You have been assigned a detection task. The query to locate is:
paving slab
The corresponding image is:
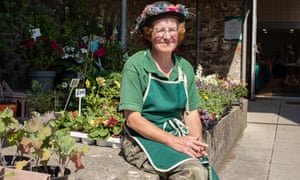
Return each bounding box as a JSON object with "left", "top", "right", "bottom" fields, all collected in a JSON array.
[
  {"left": 278, "top": 101, "right": 300, "bottom": 125},
  {"left": 269, "top": 163, "right": 300, "bottom": 180},
  {"left": 247, "top": 112, "right": 278, "bottom": 124},
  {"left": 219, "top": 98, "right": 300, "bottom": 180},
  {"left": 237, "top": 123, "right": 276, "bottom": 149}
]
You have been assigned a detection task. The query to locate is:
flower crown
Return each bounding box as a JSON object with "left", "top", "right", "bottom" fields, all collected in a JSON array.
[{"left": 134, "top": 2, "right": 190, "bottom": 32}]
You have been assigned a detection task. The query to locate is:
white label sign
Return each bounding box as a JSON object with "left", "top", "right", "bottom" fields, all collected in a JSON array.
[{"left": 75, "top": 88, "right": 86, "bottom": 97}]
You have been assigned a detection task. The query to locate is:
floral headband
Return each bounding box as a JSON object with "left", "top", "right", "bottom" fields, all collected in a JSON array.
[{"left": 134, "top": 1, "right": 190, "bottom": 32}]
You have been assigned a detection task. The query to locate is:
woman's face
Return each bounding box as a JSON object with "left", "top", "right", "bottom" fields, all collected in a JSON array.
[{"left": 151, "top": 18, "right": 179, "bottom": 53}]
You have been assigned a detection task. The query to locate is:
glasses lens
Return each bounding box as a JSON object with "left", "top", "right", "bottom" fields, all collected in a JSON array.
[{"left": 153, "top": 27, "right": 178, "bottom": 37}]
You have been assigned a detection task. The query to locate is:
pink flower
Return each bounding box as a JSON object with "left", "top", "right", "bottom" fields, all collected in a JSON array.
[{"left": 166, "top": 7, "right": 177, "bottom": 12}]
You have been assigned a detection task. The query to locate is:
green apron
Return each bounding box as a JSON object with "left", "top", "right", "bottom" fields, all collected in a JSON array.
[{"left": 126, "top": 67, "right": 194, "bottom": 172}]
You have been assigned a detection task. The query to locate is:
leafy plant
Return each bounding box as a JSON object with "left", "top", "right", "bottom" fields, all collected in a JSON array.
[
  {"left": 195, "top": 64, "right": 248, "bottom": 120},
  {"left": 15, "top": 111, "right": 88, "bottom": 177},
  {"left": 18, "top": 36, "right": 64, "bottom": 71},
  {"left": 0, "top": 107, "right": 23, "bottom": 167},
  {"left": 26, "top": 80, "right": 64, "bottom": 114}
]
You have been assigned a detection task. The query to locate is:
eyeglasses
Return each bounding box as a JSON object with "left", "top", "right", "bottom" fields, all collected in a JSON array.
[{"left": 152, "top": 27, "right": 178, "bottom": 37}]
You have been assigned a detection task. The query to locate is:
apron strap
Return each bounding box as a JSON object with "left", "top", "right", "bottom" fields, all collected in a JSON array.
[
  {"left": 178, "top": 67, "right": 189, "bottom": 112},
  {"left": 162, "top": 118, "right": 189, "bottom": 137}
]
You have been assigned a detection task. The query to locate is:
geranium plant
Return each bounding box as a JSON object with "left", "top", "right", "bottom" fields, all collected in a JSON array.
[
  {"left": 18, "top": 36, "right": 64, "bottom": 70},
  {"left": 84, "top": 72, "right": 124, "bottom": 140}
]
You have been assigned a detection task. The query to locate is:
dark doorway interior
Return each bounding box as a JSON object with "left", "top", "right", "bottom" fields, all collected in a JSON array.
[{"left": 255, "top": 29, "right": 300, "bottom": 97}]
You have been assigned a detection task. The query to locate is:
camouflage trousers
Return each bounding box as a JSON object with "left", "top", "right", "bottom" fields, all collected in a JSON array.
[{"left": 122, "top": 134, "right": 208, "bottom": 180}]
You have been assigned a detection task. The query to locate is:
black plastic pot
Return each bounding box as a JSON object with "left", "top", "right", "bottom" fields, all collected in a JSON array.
[
  {"left": 1, "top": 155, "right": 30, "bottom": 168},
  {"left": 32, "top": 166, "right": 71, "bottom": 180}
]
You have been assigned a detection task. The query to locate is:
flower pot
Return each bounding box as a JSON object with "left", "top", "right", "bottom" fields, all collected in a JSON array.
[
  {"left": 81, "top": 138, "right": 95, "bottom": 145},
  {"left": 32, "top": 166, "right": 71, "bottom": 180},
  {"left": 27, "top": 70, "right": 57, "bottom": 91},
  {"left": 107, "top": 136, "right": 122, "bottom": 149},
  {"left": 0, "top": 166, "right": 51, "bottom": 180},
  {"left": 1, "top": 155, "right": 30, "bottom": 169},
  {"left": 0, "top": 103, "right": 17, "bottom": 117},
  {"left": 96, "top": 139, "right": 111, "bottom": 147}
]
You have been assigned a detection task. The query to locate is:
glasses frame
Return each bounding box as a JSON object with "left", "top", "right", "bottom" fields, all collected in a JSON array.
[{"left": 152, "top": 27, "right": 179, "bottom": 38}]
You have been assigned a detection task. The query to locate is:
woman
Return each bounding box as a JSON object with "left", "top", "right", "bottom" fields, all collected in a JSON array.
[{"left": 119, "top": 1, "right": 211, "bottom": 179}]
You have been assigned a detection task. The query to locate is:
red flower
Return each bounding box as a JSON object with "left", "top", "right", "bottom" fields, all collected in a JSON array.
[
  {"left": 107, "top": 115, "right": 118, "bottom": 127},
  {"left": 50, "top": 41, "right": 59, "bottom": 49},
  {"left": 21, "top": 39, "right": 36, "bottom": 49},
  {"left": 94, "top": 46, "right": 108, "bottom": 57}
]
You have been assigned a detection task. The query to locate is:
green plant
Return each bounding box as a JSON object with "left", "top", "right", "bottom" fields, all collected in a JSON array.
[
  {"left": 195, "top": 64, "right": 248, "bottom": 120},
  {"left": 18, "top": 36, "right": 64, "bottom": 71},
  {"left": 26, "top": 80, "right": 64, "bottom": 114},
  {"left": 0, "top": 107, "right": 23, "bottom": 166},
  {"left": 15, "top": 4, "right": 65, "bottom": 71},
  {"left": 55, "top": 72, "right": 124, "bottom": 140},
  {"left": 15, "top": 111, "right": 88, "bottom": 176},
  {"left": 87, "top": 102, "right": 125, "bottom": 140}
]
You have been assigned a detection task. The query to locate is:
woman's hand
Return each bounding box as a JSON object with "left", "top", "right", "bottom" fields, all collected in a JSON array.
[{"left": 167, "top": 135, "right": 208, "bottom": 158}]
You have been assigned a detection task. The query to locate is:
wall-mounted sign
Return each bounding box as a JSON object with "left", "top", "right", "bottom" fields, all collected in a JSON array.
[{"left": 224, "top": 16, "right": 242, "bottom": 41}]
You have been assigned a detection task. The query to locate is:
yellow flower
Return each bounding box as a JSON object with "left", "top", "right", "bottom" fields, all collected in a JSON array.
[
  {"left": 203, "top": 95, "right": 208, "bottom": 100},
  {"left": 89, "top": 120, "right": 96, "bottom": 127},
  {"left": 85, "top": 79, "right": 91, "bottom": 88},
  {"left": 114, "top": 80, "right": 120, "bottom": 88},
  {"left": 96, "top": 77, "right": 106, "bottom": 87}
]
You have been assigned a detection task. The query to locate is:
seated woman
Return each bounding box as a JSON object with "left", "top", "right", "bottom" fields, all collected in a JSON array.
[{"left": 119, "top": 1, "right": 218, "bottom": 179}]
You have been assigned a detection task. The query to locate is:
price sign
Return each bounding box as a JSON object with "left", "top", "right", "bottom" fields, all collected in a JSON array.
[
  {"left": 70, "top": 78, "right": 80, "bottom": 88},
  {"left": 75, "top": 89, "right": 86, "bottom": 97}
]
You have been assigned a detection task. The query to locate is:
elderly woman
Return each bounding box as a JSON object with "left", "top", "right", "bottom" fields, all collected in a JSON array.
[{"left": 119, "top": 1, "right": 218, "bottom": 179}]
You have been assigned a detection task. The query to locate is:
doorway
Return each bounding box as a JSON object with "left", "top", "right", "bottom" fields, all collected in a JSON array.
[
  {"left": 255, "top": 29, "right": 300, "bottom": 97},
  {"left": 255, "top": 0, "right": 300, "bottom": 97}
]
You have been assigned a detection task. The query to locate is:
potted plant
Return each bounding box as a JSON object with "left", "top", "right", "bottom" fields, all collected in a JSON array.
[
  {"left": 0, "top": 107, "right": 25, "bottom": 168},
  {"left": 16, "top": 9, "right": 64, "bottom": 91},
  {"left": 195, "top": 64, "right": 248, "bottom": 130},
  {"left": 26, "top": 80, "right": 64, "bottom": 114},
  {"left": 0, "top": 84, "right": 17, "bottom": 117},
  {"left": 13, "top": 111, "right": 88, "bottom": 179},
  {"left": 83, "top": 73, "right": 124, "bottom": 146}
]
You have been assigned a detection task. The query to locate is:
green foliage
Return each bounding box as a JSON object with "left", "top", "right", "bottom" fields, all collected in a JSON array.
[
  {"left": 195, "top": 64, "right": 248, "bottom": 120},
  {"left": 15, "top": 111, "right": 88, "bottom": 175},
  {"left": 26, "top": 80, "right": 64, "bottom": 113},
  {"left": 0, "top": 107, "right": 22, "bottom": 164},
  {"left": 55, "top": 72, "right": 125, "bottom": 140}
]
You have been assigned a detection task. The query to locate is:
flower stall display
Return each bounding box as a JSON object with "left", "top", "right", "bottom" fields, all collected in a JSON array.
[
  {"left": 62, "top": 34, "right": 126, "bottom": 82},
  {"left": 55, "top": 72, "right": 124, "bottom": 147},
  {"left": 1, "top": 109, "right": 88, "bottom": 179},
  {"left": 195, "top": 64, "right": 248, "bottom": 129},
  {"left": 18, "top": 34, "right": 64, "bottom": 90}
]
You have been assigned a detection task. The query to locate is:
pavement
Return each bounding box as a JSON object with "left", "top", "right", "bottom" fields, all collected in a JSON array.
[
  {"left": 218, "top": 96, "right": 300, "bottom": 180},
  {"left": 3, "top": 97, "right": 300, "bottom": 180}
]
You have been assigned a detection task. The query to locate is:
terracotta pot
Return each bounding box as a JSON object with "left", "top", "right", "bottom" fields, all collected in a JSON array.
[{"left": 0, "top": 103, "right": 17, "bottom": 117}]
